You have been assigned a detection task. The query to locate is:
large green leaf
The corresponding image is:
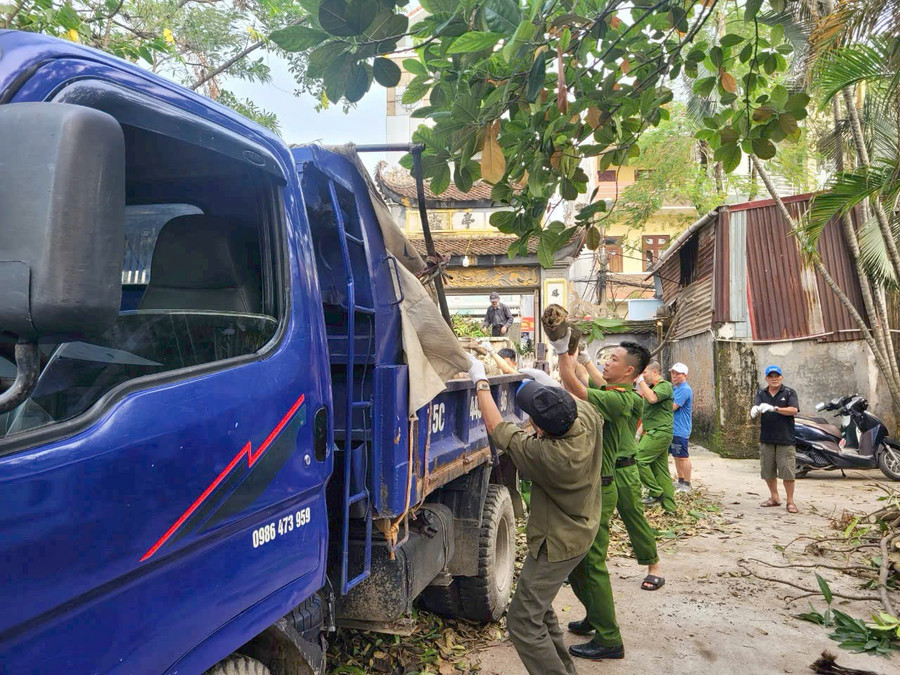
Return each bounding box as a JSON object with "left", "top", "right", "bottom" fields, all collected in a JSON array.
[
  {"left": 525, "top": 51, "right": 547, "bottom": 102},
  {"left": 430, "top": 162, "right": 451, "bottom": 195},
  {"left": 751, "top": 137, "right": 776, "bottom": 160},
  {"left": 319, "top": 0, "right": 376, "bottom": 37},
  {"left": 402, "top": 75, "right": 431, "bottom": 104},
  {"left": 373, "top": 57, "right": 401, "bottom": 87},
  {"left": 537, "top": 234, "right": 555, "bottom": 269},
  {"left": 364, "top": 9, "right": 409, "bottom": 40},
  {"left": 485, "top": 0, "right": 522, "bottom": 35},
  {"left": 270, "top": 25, "right": 330, "bottom": 52},
  {"left": 447, "top": 31, "right": 504, "bottom": 54},
  {"left": 344, "top": 63, "right": 372, "bottom": 103}
]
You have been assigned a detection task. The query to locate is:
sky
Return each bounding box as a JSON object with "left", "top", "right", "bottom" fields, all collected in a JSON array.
[{"left": 224, "top": 50, "right": 391, "bottom": 174}]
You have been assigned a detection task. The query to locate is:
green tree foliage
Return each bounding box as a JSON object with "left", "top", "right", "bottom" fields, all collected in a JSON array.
[
  {"left": 276, "top": 0, "right": 805, "bottom": 262},
  {"left": 1, "top": 0, "right": 301, "bottom": 132}
]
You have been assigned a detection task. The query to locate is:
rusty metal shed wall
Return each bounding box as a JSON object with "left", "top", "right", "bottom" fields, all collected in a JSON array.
[
  {"left": 815, "top": 211, "right": 867, "bottom": 343},
  {"left": 697, "top": 226, "right": 716, "bottom": 282},
  {"left": 672, "top": 277, "right": 714, "bottom": 339},
  {"left": 713, "top": 209, "right": 730, "bottom": 323},
  {"left": 745, "top": 202, "right": 810, "bottom": 340},
  {"left": 660, "top": 255, "right": 681, "bottom": 304}
]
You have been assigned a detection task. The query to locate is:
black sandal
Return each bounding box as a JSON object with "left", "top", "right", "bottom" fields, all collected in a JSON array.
[{"left": 641, "top": 574, "right": 665, "bottom": 591}]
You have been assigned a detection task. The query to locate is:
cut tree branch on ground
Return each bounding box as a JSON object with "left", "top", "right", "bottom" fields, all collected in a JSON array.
[{"left": 737, "top": 560, "right": 881, "bottom": 602}]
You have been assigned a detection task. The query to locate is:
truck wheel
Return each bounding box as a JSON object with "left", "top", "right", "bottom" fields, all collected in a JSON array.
[
  {"left": 878, "top": 445, "right": 900, "bottom": 481},
  {"left": 204, "top": 655, "right": 271, "bottom": 675},
  {"left": 457, "top": 484, "right": 516, "bottom": 622}
]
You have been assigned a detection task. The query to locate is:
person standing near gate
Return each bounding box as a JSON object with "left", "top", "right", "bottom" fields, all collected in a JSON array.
[
  {"left": 482, "top": 291, "right": 513, "bottom": 336},
  {"left": 751, "top": 365, "right": 800, "bottom": 513},
  {"left": 465, "top": 355, "right": 605, "bottom": 675},
  {"left": 636, "top": 361, "right": 677, "bottom": 514}
]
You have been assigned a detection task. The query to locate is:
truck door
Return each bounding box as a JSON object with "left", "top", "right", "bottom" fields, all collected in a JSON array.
[{"left": 0, "top": 56, "right": 333, "bottom": 673}]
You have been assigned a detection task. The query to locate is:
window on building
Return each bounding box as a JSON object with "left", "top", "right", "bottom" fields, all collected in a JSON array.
[
  {"left": 635, "top": 169, "right": 654, "bottom": 180},
  {"left": 597, "top": 169, "right": 617, "bottom": 182},
  {"left": 642, "top": 234, "right": 670, "bottom": 271},
  {"left": 603, "top": 236, "right": 623, "bottom": 273}
]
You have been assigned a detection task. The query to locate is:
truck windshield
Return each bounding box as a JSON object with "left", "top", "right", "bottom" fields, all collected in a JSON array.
[{"left": 0, "top": 311, "right": 277, "bottom": 437}]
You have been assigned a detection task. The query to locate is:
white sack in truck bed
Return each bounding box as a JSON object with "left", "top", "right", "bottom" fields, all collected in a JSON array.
[{"left": 324, "top": 145, "right": 470, "bottom": 415}]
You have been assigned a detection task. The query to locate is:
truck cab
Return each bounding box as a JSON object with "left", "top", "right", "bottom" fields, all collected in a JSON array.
[{"left": 0, "top": 30, "right": 525, "bottom": 674}]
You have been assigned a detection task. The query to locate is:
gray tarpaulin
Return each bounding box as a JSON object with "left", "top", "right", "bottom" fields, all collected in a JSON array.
[{"left": 322, "top": 145, "right": 470, "bottom": 415}]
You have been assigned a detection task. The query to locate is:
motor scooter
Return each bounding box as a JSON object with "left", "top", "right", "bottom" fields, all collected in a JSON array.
[{"left": 794, "top": 395, "right": 900, "bottom": 480}]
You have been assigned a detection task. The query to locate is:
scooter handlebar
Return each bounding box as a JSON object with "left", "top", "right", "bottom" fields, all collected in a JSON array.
[{"left": 815, "top": 401, "right": 826, "bottom": 411}]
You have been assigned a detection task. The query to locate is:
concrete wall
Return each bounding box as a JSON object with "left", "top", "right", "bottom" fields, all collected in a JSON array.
[
  {"left": 697, "top": 336, "right": 893, "bottom": 459},
  {"left": 663, "top": 332, "right": 716, "bottom": 448},
  {"left": 755, "top": 338, "right": 895, "bottom": 431}
]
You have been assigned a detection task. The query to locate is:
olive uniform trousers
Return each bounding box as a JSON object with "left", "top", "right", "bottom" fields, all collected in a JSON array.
[
  {"left": 507, "top": 545, "right": 583, "bottom": 675},
  {"left": 636, "top": 430, "right": 677, "bottom": 513}
]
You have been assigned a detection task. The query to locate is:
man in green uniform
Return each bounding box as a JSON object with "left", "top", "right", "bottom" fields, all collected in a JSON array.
[
  {"left": 636, "top": 361, "right": 677, "bottom": 514},
  {"left": 573, "top": 345, "right": 663, "bottom": 590},
  {"left": 555, "top": 339, "right": 659, "bottom": 660},
  {"left": 612, "top": 346, "right": 664, "bottom": 592},
  {"left": 466, "top": 356, "right": 604, "bottom": 675}
]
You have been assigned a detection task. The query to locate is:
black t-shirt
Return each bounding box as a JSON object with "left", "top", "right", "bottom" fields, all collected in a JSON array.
[{"left": 754, "top": 385, "right": 800, "bottom": 445}]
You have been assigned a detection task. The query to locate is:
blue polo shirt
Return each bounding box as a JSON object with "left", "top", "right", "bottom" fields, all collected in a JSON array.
[{"left": 673, "top": 382, "right": 693, "bottom": 438}]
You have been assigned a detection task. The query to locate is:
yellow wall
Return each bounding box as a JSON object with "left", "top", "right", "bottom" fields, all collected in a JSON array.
[{"left": 603, "top": 209, "right": 696, "bottom": 274}]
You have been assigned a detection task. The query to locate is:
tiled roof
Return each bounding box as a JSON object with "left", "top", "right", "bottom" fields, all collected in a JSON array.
[
  {"left": 409, "top": 232, "right": 584, "bottom": 259},
  {"left": 376, "top": 162, "right": 513, "bottom": 205},
  {"left": 408, "top": 236, "right": 531, "bottom": 257}
]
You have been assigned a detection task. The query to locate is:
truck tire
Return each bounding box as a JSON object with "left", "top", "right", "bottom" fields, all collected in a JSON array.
[
  {"left": 204, "top": 655, "right": 271, "bottom": 675},
  {"left": 878, "top": 444, "right": 900, "bottom": 481},
  {"left": 457, "top": 484, "right": 516, "bottom": 622},
  {"left": 289, "top": 593, "right": 324, "bottom": 644}
]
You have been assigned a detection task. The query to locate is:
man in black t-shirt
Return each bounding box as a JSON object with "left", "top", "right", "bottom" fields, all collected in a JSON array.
[{"left": 751, "top": 365, "right": 800, "bottom": 513}]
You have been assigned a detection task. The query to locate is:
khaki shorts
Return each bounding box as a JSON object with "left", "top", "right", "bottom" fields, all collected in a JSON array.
[{"left": 760, "top": 443, "right": 796, "bottom": 480}]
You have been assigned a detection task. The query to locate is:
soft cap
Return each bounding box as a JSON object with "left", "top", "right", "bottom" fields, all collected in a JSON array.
[{"left": 516, "top": 380, "right": 577, "bottom": 437}]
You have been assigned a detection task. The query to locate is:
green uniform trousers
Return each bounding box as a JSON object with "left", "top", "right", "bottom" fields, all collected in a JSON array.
[
  {"left": 637, "top": 430, "right": 677, "bottom": 513},
  {"left": 507, "top": 545, "right": 583, "bottom": 675},
  {"left": 568, "top": 482, "right": 621, "bottom": 647},
  {"left": 615, "top": 462, "right": 660, "bottom": 565}
]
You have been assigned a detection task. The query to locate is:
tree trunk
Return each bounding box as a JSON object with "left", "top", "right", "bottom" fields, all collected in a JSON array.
[{"left": 830, "top": 100, "right": 898, "bottom": 385}]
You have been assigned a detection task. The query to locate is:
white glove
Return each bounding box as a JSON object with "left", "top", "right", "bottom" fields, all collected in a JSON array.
[
  {"left": 750, "top": 405, "right": 759, "bottom": 419},
  {"left": 519, "top": 368, "right": 560, "bottom": 388},
  {"left": 467, "top": 354, "right": 487, "bottom": 384},
  {"left": 758, "top": 403, "right": 776, "bottom": 414},
  {"left": 549, "top": 328, "right": 572, "bottom": 355},
  {"left": 576, "top": 348, "right": 591, "bottom": 365},
  {"left": 635, "top": 375, "right": 645, "bottom": 385},
  {"left": 480, "top": 340, "right": 494, "bottom": 352}
]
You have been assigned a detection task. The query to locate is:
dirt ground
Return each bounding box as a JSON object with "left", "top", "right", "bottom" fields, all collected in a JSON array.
[{"left": 475, "top": 444, "right": 898, "bottom": 675}]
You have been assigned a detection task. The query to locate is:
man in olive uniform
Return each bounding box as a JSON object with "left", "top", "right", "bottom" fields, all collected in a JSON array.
[
  {"left": 636, "top": 361, "right": 677, "bottom": 514},
  {"left": 555, "top": 339, "right": 656, "bottom": 660},
  {"left": 466, "top": 356, "right": 604, "bottom": 675}
]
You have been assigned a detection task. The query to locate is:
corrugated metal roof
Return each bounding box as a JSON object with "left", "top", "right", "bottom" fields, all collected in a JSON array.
[
  {"left": 672, "top": 277, "right": 714, "bottom": 339},
  {"left": 726, "top": 208, "right": 751, "bottom": 337}
]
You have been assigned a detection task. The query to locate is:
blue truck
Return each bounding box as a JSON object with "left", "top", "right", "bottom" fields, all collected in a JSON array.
[{"left": 0, "top": 31, "right": 527, "bottom": 674}]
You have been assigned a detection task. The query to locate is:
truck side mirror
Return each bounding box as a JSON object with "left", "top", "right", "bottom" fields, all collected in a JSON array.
[{"left": 0, "top": 103, "right": 125, "bottom": 412}]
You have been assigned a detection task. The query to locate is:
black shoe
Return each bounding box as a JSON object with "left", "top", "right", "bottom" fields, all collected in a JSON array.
[
  {"left": 568, "top": 640, "right": 625, "bottom": 660},
  {"left": 641, "top": 495, "right": 662, "bottom": 505},
  {"left": 567, "top": 618, "right": 594, "bottom": 636}
]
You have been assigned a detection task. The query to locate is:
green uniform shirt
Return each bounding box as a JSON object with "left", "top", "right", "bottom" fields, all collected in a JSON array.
[
  {"left": 625, "top": 389, "right": 643, "bottom": 458},
  {"left": 492, "top": 399, "right": 605, "bottom": 562},
  {"left": 641, "top": 380, "right": 674, "bottom": 434},
  {"left": 586, "top": 381, "right": 636, "bottom": 469}
]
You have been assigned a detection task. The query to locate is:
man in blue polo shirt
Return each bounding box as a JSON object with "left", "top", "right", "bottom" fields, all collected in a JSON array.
[{"left": 669, "top": 363, "right": 693, "bottom": 492}]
